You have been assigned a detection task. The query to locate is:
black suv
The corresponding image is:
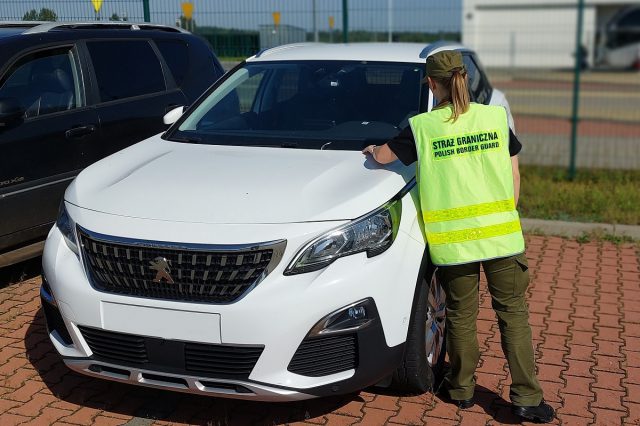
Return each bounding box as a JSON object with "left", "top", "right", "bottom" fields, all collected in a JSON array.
[{"left": 0, "top": 22, "right": 224, "bottom": 267}]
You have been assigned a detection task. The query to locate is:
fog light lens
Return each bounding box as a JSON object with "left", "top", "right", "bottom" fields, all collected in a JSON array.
[
  {"left": 348, "top": 306, "right": 366, "bottom": 320},
  {"left": 309, "top": 298, "right": 376, "bottom": 336}
]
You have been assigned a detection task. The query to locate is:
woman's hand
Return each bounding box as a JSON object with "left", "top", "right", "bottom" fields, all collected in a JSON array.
[
  {"left": 362, "top": 145, "right": 377, "bottom": 156},
  {"left": 362, "top": 144, "right": 398, "bottom": 165}
]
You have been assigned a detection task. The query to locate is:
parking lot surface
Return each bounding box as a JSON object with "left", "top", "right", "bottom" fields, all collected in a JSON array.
[{"left": 0, "top": 235, "right": 638, "bottom": 425}]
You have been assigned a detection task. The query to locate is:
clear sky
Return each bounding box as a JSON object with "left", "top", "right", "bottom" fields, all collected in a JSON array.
[{"left": 3, "top": 0, "right": 462, "bottom": 32}]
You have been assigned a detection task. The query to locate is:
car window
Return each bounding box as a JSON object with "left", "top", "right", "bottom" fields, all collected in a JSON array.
[
  {"left": 237, "top": 71, "right": 265, "bottom": 112},
  {"left": 606, "top": 8, "right": 640, "bottom": 49},
  {"left": 462, "top": 54, "right": 492, "bottom": 105},
  {"left": 0, "top": 46, "right": 82, "bottom": 118},
  {"left": 173, "top": 61, "right": 424, "bottom": 151},
  {"left": 606, "top": 29, "right": 640, "bottom": 49},
  {"left": 155, "top": 40, "right": 189, "bottom": 86},
  {"left": 87, "top": 40, "right": 165, "bottom": 102},
  {"left": 275, "top": 68, "right": 298, "bottom": 103},
  {"left": 618, "top": 8, "right": 640, "bottom": 28}
]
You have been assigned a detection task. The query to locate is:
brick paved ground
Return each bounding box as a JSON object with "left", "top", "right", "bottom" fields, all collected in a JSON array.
[{"left": 0, "top": 235, "right": 638, "bottom": 425}]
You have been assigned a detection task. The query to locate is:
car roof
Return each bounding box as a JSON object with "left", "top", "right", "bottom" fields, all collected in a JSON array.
[
  {"left": 0, "top": 27, "right": 30, "bottom": 38},
  {"left": 0, "top": 22, "right": 41, "bottom": 39},
  {"left": 248, "top": 41, "right": 468, "bottom": 64},
  {"left": 0, "top": 21, "right": 187, "bottom": 39}
]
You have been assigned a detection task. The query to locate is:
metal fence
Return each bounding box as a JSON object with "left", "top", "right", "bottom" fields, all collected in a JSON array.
[{"left": 1, "top": 0, "right": 639, "bottom": 172}]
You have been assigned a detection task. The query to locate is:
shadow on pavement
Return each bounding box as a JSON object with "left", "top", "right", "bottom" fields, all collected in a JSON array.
[
  {"left": 25, "top": 308, "right": 375, "bottom": 424},
  {"left": 25, "top": 296, "right": 527, "bottom": 424},
  {"left": 374, "top": 364, "right": 522, "bottom": 424},
  {"left": 0, "top": 256, "right": 42, "bottom": 289},
  {"left": 472, "top": 385, "right": 522, "bottom": 424}
]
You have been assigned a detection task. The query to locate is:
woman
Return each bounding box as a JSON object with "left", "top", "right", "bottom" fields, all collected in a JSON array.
[{"left": 363, "top": 50, "right": 554, "bottom": 424}]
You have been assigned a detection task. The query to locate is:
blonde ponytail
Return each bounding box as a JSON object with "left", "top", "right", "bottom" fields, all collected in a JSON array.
[
  {"left": 434, "top": 67, "right": 470, "bottom": 123},
  {"left": 448, "top": 69, "right": 470, "bottom": 122}
]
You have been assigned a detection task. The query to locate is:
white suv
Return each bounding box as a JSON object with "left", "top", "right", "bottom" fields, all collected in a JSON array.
[{"left": 42, "top": 42, "right": 513, "bottom": 401}]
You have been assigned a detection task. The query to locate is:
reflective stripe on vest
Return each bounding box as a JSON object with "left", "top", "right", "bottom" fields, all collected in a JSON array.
[
  {"left": 427, "top": 220, "right": 522, "bottom": 246},
  {"left": 423, "top": 198, "right": 516, "bottom": 223},
  {"left": 410, "top": 103, "right": 525, "bottom": 266}
]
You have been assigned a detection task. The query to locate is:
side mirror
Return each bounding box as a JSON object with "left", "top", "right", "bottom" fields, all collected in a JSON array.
[
  {"left": 0, "top": 97, "right": 24, "bottom": 126},
  {"left": 163, "top": 106, "right": 185, "bottom": 126}
]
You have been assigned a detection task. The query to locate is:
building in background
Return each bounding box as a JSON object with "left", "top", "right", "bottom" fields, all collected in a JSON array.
[
  {"left": 259, "top": 24, "right": 306, "bottom": 49},
  {"left": 462, "top": 0, "right": 640, "bottom": 68}
]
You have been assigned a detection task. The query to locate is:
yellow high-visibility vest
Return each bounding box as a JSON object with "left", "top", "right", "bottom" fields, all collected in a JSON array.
[{"left": 409, "top": 103, "right": 525, "bottom": 265}]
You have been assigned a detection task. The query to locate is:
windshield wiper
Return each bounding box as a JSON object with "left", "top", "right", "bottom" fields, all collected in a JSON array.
[
  {"left": 246, "top": 142, "right": 299, "bottom": 148},
  {"left": 169, "top": 135, "right": 202, "bottom": 143}
]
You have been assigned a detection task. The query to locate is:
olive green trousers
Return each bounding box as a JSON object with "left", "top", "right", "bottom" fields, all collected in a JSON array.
[{"left": 438, "top": 253, "right": 543, "bottom": 406}]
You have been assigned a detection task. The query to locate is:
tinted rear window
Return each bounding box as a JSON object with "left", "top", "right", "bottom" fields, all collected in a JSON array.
[
  {"left": 87, "top": 40, "right": 165, "bottom": 102},
  {"left": 155, "top": 40, "right": 189, "bottom": 86}
]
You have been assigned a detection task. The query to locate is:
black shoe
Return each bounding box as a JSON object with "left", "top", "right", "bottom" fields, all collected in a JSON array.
[
  {"left": 512, "top": 400, "right": 555, "bottom": 423},
  {"left": 436, "top": 386, "right": 475, "bottom": 409},
  {"left": 453, "top": 398, "right": 475, "bottom": 409}
]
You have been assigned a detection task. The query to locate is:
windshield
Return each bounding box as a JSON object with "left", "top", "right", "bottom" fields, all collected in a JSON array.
[{"left": 168, "top": 60, "right": 426, "bottom": 150}]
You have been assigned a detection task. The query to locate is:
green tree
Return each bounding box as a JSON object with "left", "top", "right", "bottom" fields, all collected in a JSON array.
[
  {"left": 22, "top": 9, "right": 38, "bottom": 21},
  {"left": 22, "top": 7, "right": 57, "bottom": 22}
]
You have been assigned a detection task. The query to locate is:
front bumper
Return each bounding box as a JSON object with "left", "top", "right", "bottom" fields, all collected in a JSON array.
[
  {"left": 43, "top": 274, "right": 406, "bottom": 400},
  {"left": 41, "top": 203, "right": 424, "bottom": 400},
  {"left": 52, "top": 310, "right": 405, "bottom": 401}
]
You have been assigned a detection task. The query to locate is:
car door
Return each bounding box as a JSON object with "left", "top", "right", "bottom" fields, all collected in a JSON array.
[
  {"left": 0, "top": 44, "right": 100, "bottom": 249},
  {"left": 84, "top": 39, "right": 188, "bottom": 157}
]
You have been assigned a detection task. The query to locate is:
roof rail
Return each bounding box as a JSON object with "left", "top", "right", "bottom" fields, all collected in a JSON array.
[
  {"left": 419, "top": 40, "right": 465, "bottom": 59},
  {"left": 254, "top": 42, "right": 324, "bottom": 58},
  {"left": 21, "top": 21, "right": 188, "bottom": 35},
  {"left": 0, "top": 21, "right": 44, "bottom": 28}
]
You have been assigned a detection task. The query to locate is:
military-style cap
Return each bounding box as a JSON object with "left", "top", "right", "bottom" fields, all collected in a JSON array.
[{"left": 423, "top": 50, "right": 465, "bottom": 82}]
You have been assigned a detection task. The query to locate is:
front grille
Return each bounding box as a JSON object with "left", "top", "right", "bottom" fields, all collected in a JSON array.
[
  {"left": 288, "top": 334, "right": 358, "bottom": 377},
  {"left": 185, "top": 342, "right": 264, "bottom": 379},
  {"left": 78, "top": 326, "right": 264, "bottom": 380},
  {"left": 79, "top": 326, "right": 148, "bottom": 363},
  {"left": 78, "top": 230, "right": 285, "bottom": 303}
]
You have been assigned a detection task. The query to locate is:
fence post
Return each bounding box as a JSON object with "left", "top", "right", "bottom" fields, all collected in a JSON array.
[
  {"left": 569, "top": 0, "right": 585, "bottom": 180},
  {"left": 342, "top": 0, "right": 348, "bottom": 43},
  {"left": 142, "top": 0, "right": 150, "bottom": 22},
  {"left": 313, "top": 0, "right": 319, "bottom": 42},
  {"left": 387, "top": 0, "right": 393, "bottom": 43}
]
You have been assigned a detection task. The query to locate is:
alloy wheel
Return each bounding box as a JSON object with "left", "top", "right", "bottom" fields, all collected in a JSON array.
[{"left": 425, "top": 271, "right": 446, "bottom": 367}]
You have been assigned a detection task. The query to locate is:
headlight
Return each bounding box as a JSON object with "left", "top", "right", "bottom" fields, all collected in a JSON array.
[
  {"left": 56, "top": 202, "right": 79, "bottom": 256},
  {"left": 285, "top": 198, "right": 402, "bottom": 275}
]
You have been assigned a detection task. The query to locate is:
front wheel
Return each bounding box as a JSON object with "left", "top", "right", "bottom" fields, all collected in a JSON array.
[{"left": 391, "top": 269, "right": 447, "bottom": 393}]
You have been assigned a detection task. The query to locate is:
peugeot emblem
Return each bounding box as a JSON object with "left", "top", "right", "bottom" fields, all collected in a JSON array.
[{"left": 149, "top": 256, "right": 174, "bottom": 284}]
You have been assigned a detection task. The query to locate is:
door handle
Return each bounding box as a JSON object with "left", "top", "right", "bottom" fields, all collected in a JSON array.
[{"left": 65, "top": 125, "right": 96, "bottom": 139}]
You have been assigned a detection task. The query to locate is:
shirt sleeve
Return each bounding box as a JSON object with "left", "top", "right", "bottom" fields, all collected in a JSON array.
[
  {"left": 387, "top": 126, "right": 418, "bottom": 166},
  {"left": 509, "top": 128, "right": 522, "bottom": 157}
]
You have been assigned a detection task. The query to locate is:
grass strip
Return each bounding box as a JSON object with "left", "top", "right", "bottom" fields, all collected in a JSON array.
[{"left": 519, "top": 165, "right": 640, "bottom": 225}]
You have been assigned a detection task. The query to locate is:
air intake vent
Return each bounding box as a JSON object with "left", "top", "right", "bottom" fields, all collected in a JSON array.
[
  {"left": 78, "top": 326, "right": 263, "bottom": 380},
  {"left": 185, "top": 343, "right": 264, "bottom": 379},
  {"left": 288, "top": 334, "right": 358, "bottom": 377},
  {"left": 78, "top": 326, "right": 148, "bottom": 364}
]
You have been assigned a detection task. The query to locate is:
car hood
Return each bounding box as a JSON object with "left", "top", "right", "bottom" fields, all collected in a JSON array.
[{"left": 66, "top": 136, "right": 415, "bottom": 224}]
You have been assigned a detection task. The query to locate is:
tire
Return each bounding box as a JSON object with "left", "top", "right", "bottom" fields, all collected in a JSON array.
[{"left": 391, "top": 268, "right": 447, "bottom": 394}]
